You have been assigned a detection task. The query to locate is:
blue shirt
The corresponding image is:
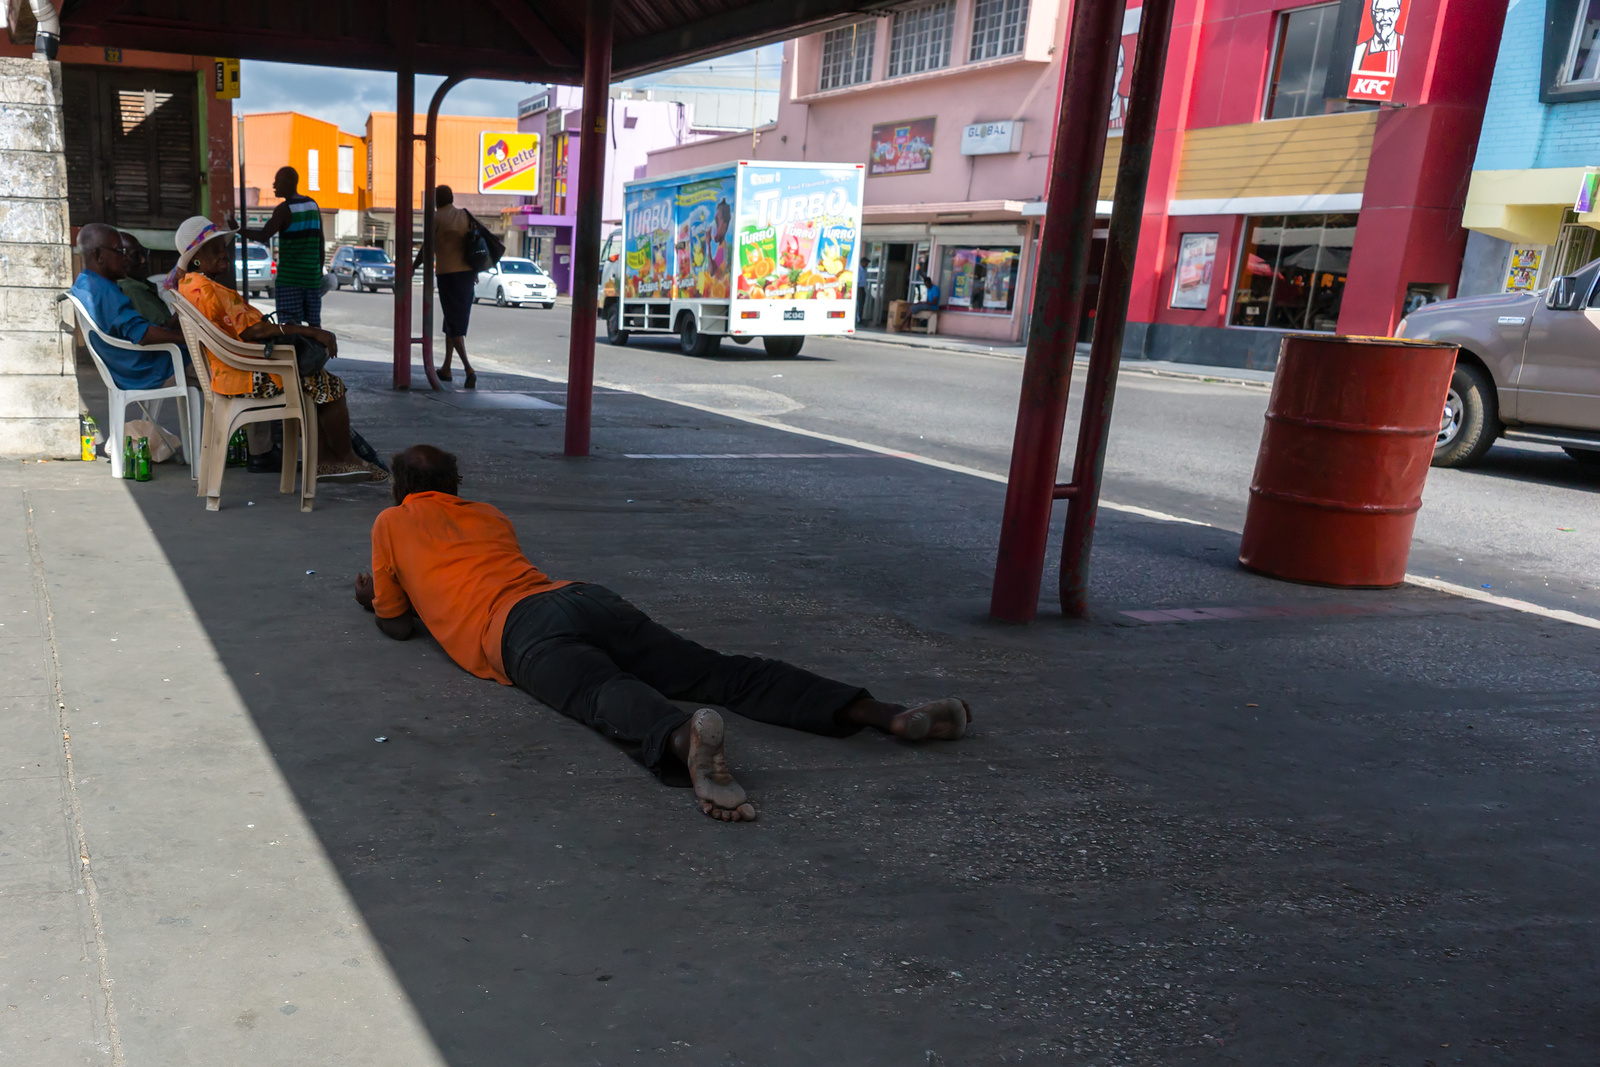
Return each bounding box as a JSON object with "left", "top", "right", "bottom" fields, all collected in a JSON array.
[
  {"left": 69, "top": 270, "right": 181, "bottom": 390},
  {"left": 925, "top": 283, "right": 941, "bottom": 304}
]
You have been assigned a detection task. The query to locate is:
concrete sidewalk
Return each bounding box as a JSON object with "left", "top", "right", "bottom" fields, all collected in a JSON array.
[{"left": 12, "top": 348, "right": 1598, "bottom": 1064}]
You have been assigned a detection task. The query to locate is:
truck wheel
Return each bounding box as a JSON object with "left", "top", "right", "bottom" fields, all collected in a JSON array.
[
  {"left": 679, "top": 314, "right": 716, "bottom": 357},
  {"left": 1564, "top": 447, "right": 1600, "bottom": 466},
  {"left": 762, "top": 336, "right": 805, "bottom": 359},
  {"left": 606, "top": 304, "right": 629, "bottom": 346},
  {"left": 1432, "top": 361, "right": 1500, "bottom": 468}
]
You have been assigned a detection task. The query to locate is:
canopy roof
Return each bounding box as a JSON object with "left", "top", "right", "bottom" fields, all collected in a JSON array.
[{"left": 56, "top": 0, "right": 893, "bottom": 80}]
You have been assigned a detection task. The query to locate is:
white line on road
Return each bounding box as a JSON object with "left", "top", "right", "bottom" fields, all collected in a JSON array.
[{"left": 445, "top": 354, "right": 1600, "bottom": 631}]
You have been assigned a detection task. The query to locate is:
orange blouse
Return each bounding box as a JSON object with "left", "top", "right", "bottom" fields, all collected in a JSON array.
[{"left": 177, "top": 272, "right": 276, "bottom": 396}]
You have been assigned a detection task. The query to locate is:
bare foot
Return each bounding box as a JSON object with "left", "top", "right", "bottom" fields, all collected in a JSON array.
[
  {"left": 889, "top": 697, "right": 971, "bottom": 741},
  {"left": 683, "top": 709, "right": 756, "bottom": 822}
]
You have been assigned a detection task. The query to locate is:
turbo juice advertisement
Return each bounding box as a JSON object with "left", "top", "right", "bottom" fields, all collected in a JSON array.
[
  {"left": 674, "top": 176, "right": 735, "bottom": 299},
  {"left": 735, "top": 166, "right": 863, "bottom": 301},
  {"left": 623, "top": 183, "right": 674, "bottom": 298}
]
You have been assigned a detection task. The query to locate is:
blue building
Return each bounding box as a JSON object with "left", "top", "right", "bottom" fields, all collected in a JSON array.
[{"left": 1461, "top": 0, "right": 1600, "bottom": 294}]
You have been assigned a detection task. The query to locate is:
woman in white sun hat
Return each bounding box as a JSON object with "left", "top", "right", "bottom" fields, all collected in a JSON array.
[{"left": 167, "top": 216, "right": 383, "bottom": 483}]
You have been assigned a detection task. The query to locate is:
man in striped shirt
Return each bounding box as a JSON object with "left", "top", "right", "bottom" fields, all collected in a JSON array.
[{"left": 240, "top": 166, "right": 326, "bottom": 327}]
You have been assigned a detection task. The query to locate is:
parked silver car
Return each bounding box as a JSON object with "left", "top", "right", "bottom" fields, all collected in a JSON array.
[
  {"left": 233, "top": 241, "right": 274, "bottom": 298},
  {"left": 1397, "top": 259, "right": 1600, "bottom": 468},
  {"left": 329, "top": 245, "right": 395, "bottom": 293}
]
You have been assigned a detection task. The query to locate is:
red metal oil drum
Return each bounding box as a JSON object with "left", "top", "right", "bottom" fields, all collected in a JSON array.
[{"left": 1239, "top": 335, "right": 1458, "bottom": 587}]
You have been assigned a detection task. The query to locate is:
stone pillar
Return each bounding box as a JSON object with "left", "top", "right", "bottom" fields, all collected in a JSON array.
[{"left": 0, "top": 57, "right": 77, "bottom": 458}]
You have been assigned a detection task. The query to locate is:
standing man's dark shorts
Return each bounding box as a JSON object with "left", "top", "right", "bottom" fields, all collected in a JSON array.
[{"left": 438, "top": 270, "right": 476, "bottom": 338}]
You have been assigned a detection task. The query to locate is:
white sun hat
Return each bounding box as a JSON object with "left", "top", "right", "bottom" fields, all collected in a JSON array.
[{"left": 163, "top": 215, "right": 237, "bottom": 289}]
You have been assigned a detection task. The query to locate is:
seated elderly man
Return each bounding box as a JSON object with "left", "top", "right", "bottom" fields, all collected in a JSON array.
[
  {"left": 168, "top": 215, "right": 382, "bottom": 484},
  {"left": 354, "top": 445, "right": 971, "bottom": 822},
  {"left": 68, "top": 222, "right": 189, "bottom": 390},
  {"left": 116, "top": 231, "right": 177, "bottom": 329}
]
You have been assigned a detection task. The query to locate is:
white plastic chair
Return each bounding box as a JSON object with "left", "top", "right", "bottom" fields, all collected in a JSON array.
[
  {"left": 172, "top": 292, "right": 318, "bottom": 513},
  {"left": 63, "top": 292, "right": 200, "bottom": 479}
]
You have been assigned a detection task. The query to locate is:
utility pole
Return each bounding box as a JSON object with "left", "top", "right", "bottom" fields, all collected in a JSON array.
[{"left": 751, "top": 52, "right": 759, "bottom": 155}]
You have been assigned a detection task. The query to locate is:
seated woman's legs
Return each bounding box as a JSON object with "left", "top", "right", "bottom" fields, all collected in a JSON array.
[{"left": 314, "top": 394, "right": 358, "bottom": 465}]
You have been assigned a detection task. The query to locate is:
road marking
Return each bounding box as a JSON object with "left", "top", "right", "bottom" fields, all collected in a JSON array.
[
  {"left": 456, "top": 356, "right": 1600, "bottom": 632},
  {"left": 1402, "top": 575, "right": 1600, "bottom": 631},
  {"left": 623, "top": 453, "right": 870, "bottom": 460}
]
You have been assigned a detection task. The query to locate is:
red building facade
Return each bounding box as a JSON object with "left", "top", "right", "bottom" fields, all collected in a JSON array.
[{"left": 1120, "top": 0, "right": 1508, "bottom": 366}]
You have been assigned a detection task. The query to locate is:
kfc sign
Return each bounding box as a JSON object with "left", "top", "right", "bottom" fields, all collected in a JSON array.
[{"left": 1324, "top": 0, "right": 1411, "bottom": 103}]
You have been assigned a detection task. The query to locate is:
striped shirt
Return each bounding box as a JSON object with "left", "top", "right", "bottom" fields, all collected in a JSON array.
[{"left": 277, "top": 194, "right": 325, "bottom": 288}]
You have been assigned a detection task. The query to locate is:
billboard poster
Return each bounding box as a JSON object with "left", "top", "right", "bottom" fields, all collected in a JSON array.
[
  {"left": 1109, "top": 5, "right": 1141, "bottom": 130},
  {"left": 1324, "top": 0, "right": 1410, "bottom": 102},
  {"left": 479, "top": 131, "right": 541, "bottom": 195},
  {"left": 1504, "top": 247, "right": 1544, "bottom": 293},
  {"left": 735, "top": 165, "right": 863, "bottom": 300},
  {"left": 1169, "top": 232, "right": 1218, "bottom": 309},
  {"left": 674, "top": 175, "right": 735, "bottom": 299},
  {"left": 869, "top": 118, "right": 936, "bottom": 176},
  {"left": 623, "top": 182, "right": 675, "bottom": 298}
]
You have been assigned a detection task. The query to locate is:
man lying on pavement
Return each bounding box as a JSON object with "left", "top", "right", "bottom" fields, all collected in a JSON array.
[{"left": 353, "top": 444, "right": 971, "bottom": 822}]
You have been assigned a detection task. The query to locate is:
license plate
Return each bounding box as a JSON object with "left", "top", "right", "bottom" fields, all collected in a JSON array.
[{"left": 783, "top": 308, "right": 805, "bottom": 322}]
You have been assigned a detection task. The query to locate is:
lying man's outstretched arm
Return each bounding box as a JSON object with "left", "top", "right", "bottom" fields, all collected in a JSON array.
[{"left": 354, "top": 572, "right": 416, "bottom": 640}]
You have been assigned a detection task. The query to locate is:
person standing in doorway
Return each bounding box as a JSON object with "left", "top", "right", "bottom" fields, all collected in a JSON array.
[{"left": 426, "top": 185, "right": 477, "bottom": 388}]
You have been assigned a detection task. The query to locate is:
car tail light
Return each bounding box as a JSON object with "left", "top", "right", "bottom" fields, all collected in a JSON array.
[
  {"left": 271, "top": 263, "right": 277, "bottom": 274},
  {"left": 827, "top": 310, "right": 846, "bottom": 319},
  {"left": 741, "top": 310, "right": 760, "bottom": 319}
]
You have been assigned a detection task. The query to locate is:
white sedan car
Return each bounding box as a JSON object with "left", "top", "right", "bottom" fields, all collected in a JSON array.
[{"left": 473, "top": 258, "right": 557, "bottom": 308}]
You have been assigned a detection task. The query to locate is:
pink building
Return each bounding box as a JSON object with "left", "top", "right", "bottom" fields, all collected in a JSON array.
[
  {"left": 512, "top": 87, "right": 723, "bottom": 293},
  {"left": 647, "top": 0, "right": 1063, "bottom": 343}
]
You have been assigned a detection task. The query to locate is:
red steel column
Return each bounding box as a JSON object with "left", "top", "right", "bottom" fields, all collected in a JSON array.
[
  {"left": 1059, "top": 0, "right": 1178, "bottom": 616},
  {"left": 393, "top": 63, "right": 415, "bottom": 389},
  {"left": 989, "top": 0, "right": 1128, "bottom": 621},
  {"left": 563, "top": 0, "right": 614, "bottom": 456}
]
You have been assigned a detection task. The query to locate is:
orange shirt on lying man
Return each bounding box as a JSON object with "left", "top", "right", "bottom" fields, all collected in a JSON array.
[{"left": 370, "top": 491, "right": 570, "bottom": 684}]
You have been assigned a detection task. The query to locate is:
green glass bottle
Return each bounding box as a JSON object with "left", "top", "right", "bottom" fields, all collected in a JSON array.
[
  {"left": 134, "top": 436, "right": 151, "bottom": 482},
  {"left": 122, "top": 434, "right": 134, "bottom": 479}
]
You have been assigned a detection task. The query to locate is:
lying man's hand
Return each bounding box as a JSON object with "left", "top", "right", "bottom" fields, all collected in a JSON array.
[{"left": 354, "top": 572, "right": 375, "bottom": 612}]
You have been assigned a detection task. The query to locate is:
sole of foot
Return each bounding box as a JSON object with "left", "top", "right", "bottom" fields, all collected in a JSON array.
[
  {"left": 892, "top": 697, "right": 971, "bottom": 741},
  {"left": 686, "top": 709, "right": 756, "bottom": 822}
]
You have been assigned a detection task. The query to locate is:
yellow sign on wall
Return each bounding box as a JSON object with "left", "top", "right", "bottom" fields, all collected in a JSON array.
[
  {"left": 479, "top": 131, "right": 541, "bottom": 196},
  {"left": 213, "top": 58, "right": 240, "bottom": 99}
]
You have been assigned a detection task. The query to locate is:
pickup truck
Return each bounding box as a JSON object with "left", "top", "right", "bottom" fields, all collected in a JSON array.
[{"left": 1398, "top": 258, "right": 1600, "bottom": 468}]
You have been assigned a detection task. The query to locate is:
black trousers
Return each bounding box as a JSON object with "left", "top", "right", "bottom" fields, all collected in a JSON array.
[{"left": 501, "top": 584, "right": 867, "bottom": 775}]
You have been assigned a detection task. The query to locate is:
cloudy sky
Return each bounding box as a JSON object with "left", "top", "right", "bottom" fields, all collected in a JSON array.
[{"left": 237, "top": 44, "right": 781, "bottom": 133}]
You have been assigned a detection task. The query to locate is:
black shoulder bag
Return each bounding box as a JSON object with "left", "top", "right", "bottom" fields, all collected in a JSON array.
[{"left": 462, "top": 210, "right": 506, "bottom": 273}]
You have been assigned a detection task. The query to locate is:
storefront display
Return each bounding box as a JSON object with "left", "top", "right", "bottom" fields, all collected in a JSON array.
[
  {"left": 940, "top": 246, "right": 1019, "bottom": 313},
  {"left": 1170, "top": 232, "right": 1217, "bottom": 309},
  {"left": 1229, "top": 214, "right": 1356, "bottom": 331}
]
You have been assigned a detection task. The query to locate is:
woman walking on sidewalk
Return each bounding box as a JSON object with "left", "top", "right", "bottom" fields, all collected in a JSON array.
[{"left": 425, "top": 185, "right": 477, "bottom": 389}]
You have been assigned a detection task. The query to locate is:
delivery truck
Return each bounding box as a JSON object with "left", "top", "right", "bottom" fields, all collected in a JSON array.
[{"left": 600, "top": 160, "right": 866, "bottom": 358}]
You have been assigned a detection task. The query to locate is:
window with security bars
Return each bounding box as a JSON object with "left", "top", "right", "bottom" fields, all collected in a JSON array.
[
  {"left": 888, "top": 1, "right": 955, "bottom": 78},
  {"left": 820, "top": 22, "right": 877, "bottom": 89},
  {"left": 969, "top": 0, "right": 1029, "bottom": 61}
]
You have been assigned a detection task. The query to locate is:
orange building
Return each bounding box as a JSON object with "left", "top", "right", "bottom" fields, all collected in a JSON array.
[
  {"left": 235, "top": 112, "right": 368, "bottom": 214},
  {"left": 365, "top": 111, "right": 518, "bottom": 210}
]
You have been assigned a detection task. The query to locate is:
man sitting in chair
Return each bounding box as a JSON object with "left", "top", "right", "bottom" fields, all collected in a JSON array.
[
  {"left": 908, "top": 273, "right": 941, "bottom": 329},
  {"left": 168, "top": 215, "right": 383, "bottom": 484},
  {"left": 354, "top": 445, "right": 972, "bottom": 823},
  {"left": 68, "top": 223, "right": 189, "bottom": 391}
]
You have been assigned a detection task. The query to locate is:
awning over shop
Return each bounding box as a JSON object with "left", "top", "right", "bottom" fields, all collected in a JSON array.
[{"left": 1464, "top": 167, "right": 1599, "bottom": 244}]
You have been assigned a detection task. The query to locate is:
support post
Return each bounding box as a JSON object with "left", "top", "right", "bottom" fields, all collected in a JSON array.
[
  {"left": 419, "top": 75, "right": 463, "bottom": 392},
  {"left": 392, "top": 62, "right": 414, "bottom": 390},
  {"left": 1059, "top": 0, "right": 1178, "bottom": 616},
  {"left": 235, "top": 116, "right": 247, "bottom": 300},
  {"left": 563, "top": 0, "right": 614, "bottom": 457},
  {"left": 988, "top": 0, "right": 1128, "bottom": 621}
]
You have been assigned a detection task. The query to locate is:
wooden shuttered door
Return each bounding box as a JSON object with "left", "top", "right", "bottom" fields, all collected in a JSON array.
[{"left": 62, "top": 68, "right": 200, "bottom": 230}]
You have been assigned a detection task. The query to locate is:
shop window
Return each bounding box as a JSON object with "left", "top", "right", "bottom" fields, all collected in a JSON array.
[
  {"left": 1551, "top": 208, "right": 1600, "bottom": 274},
  {"left": 1264, "top": 3, "right": 1374, "bottom": 119},
  {"left": 1229, "top": 214, "right": 1356, "bottom": 331},
  {"left": 889, "top": 1, "right": 955, "bottom": 78},
  {"left": 820, "top": 21, "right": 877, "bottom": 89},
  {"left": 938, "top": 246, "right": 1020, "bottom": 314},
  {"left": 970, "top": 0, "right": 1030, "bottom": 61}
]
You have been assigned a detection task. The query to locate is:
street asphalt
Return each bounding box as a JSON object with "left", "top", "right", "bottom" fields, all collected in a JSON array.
[{"left": 319, "top": 288, "right": 1600, "bottom": 621}]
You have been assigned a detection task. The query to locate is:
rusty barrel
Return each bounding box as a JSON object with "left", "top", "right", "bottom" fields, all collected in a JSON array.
[{"left": 1239, "top": 335, "right": 1458, "bottom": 587}]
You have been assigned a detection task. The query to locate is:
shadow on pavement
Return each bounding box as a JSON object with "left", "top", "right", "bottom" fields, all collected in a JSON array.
[{"left": 83, "top": 354, "right": 1600, "bottom": 1064}]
